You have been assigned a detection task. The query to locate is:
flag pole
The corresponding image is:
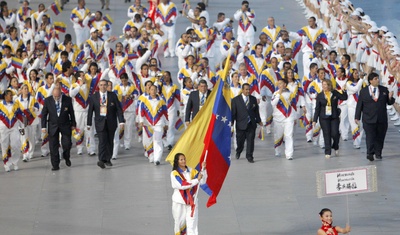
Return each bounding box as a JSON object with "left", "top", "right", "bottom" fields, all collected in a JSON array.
[{"left": 191, "top": 150, "right": 208, "bottom": 217}]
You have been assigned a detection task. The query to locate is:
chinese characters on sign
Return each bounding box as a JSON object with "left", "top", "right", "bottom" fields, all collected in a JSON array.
[{"left": 316, "top": 166, "right": 377, "bottom": 198}]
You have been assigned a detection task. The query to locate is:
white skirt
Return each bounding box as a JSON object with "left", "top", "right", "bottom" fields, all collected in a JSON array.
[
  {"left": 347, "top": 36, "right": 358, "bottom": 54},
  {"left": 337, "top": 32, "right": 349, "bottom": 49}
]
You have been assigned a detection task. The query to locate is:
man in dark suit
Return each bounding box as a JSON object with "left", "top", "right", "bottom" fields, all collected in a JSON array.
[
  {"left": 185, "top": 80, "right": 211, "bottom": 125},
  {"left": 355, "top": 72, "right": 395, "bottom": 161},
  {"left": 87, "top": 80, "right": 125, "bottom": 169},
  {"left": 231, "top": 83, "right": 262, "bottom": 163},
  {"left": 41, "top": 86, "right": 76, "bottom": 171}
]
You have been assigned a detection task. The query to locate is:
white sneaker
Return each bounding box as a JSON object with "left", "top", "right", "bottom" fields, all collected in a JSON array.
[
  {"left": 275, "top": 153, "right": 281, "bottom": 157},
  {"left": 13, "top": 164, "right": 19, "bottom": 171},
  {"left": 388, "top": 110, "right": 396, "bottom": 116},
  {"left": 325, "top": 155, "right": 331, "bottom": 159},
  {"left": 286, "top": 156, "right": 293, "bottom": 160},
  {"left": 354, "top": 145, "right": 360, "bottom": 149},
  {"left": 4, "top": 165, "right": 10, "bottom": 172},
  {"left": 320, "top": 145, "right": 325, "bottom": 149},
  {"left": 394, "top": 120, "right": 400, "bottom": 126},
  {"left": 335, "top": 150, "right": 339, "bottom": 156},
  {"left": 313, "top": 141, "right": 318, "bottom": 146},
  {"left": 111, "top": 157, "right": 117, "bottom": 160},
  {"left": 390, "top": 115, "right": 399, "bottom": 121}
]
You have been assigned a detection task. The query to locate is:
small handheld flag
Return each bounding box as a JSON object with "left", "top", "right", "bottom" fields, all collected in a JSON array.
[
  {"left": 175, "top": 118, "right": 184, "bottom": 131},
  {"left": 54, "top": 22, "right": 66, "bottom": 33},
  {"left": 103, "top": 14, "right": 114, "bottom": 25},
  {"left": 50, "top": 2, "right": 62, "bottom": 15},
  {"left": 11, "top": 57, "right": 23, "bottom": 69}
]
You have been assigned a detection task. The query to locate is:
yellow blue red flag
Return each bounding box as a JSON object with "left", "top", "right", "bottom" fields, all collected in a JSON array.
[{"left": 166, "top": 56, "right": 232, "bottom": 207}]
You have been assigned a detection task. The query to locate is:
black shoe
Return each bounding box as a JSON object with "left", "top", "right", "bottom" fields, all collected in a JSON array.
[
  {"left": 65, "top": 159, "right": 71, "bottom": 167},
  {"left": 366, "top": 155, "right": 374, "bottom": 161},
  {"left": 235, "top": 153, "right": 240, "bottom": 159},
  {"left": 307, "top": 140, "right": 312, "bottom": 143},
  {"left": 105, "top": 161, "right": 113, "bottom": 166},
  {"left": 155, "top": 161, "right": 160, "bottom": 166},
  {"left": 167, "top": 145, "right": 172, "bottom": 151},
  {"left": 375, "top": 155, "right": 382, "bottom": 160},
  {"left": 23, "top": 159, "right": 28, "bottom": 162},
  {"left": 247, "top": 159, "right": 255, "bottom": 163},
  {"left": 51, "top": 167, "right": 60, "bottom": 171},
  {"left": 97, "top": 161, "right": 105, "bottom": 169}
]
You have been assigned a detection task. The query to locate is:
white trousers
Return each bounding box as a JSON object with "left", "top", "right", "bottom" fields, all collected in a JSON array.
[
  {"left": 348, "top": 106, "right": 363, "bottom": 146},
  {"left": 114, "top": 112, "right": 135, "bottom": 150},
  {"left": 339, "top": 103, "right": 350, "bottom": 140},
  {"left": 237, "top": 33, "right": 254, "bottom": 48},
  {"left": 172, "top": 201, "right": 199, "bottom": 235},
  {"left": 41, "top": 118, "right": 50, "bottom": 156},
  {"left": 1, "top": 127, "right": 21, "bottom": 168},
  {"left": 165, "top": 110, "right": 177, "bottom": 146},
  {"left": 74, "top": 27, "right": 89, "bottom": 48},
  {"left": 21, "top": 124, "right": 37, "bottom": 160},
  {"left": 75, "top": 111, "right": 96, "bottom": 154},
  {"left": 161, "top": 25, "right": 176, "bottom": 56},
  {"left": 142, "top": 125, "right": 163, "bottom": 163},
  {"left": 273, "top": 119, "right": 294, "bottom": 158},
  {"left": 305, "top": 101, "right": 324, "bottom": 146},
  {"left": 259, "top": 97, "right": 273, "bottom": 132}
]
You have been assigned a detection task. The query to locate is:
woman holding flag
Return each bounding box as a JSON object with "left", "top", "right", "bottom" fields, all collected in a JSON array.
[{"left": 171, "top": 153, "right": 207, "bottom": 235}]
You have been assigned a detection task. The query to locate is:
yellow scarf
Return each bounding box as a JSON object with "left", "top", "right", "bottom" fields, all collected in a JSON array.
[{"left": 324, "top": 91, "right": 332, "bottom": 106}]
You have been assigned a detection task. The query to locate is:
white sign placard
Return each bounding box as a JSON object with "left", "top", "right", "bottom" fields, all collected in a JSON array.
[{"left": 316, "top": 166, "right": 377, "bottom": 198}]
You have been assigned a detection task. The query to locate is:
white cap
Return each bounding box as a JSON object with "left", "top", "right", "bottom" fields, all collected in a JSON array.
[
  {"left": 368, "top": 26, "right": 379, "bottom": 32},
  {"left": 361, "top": 15, "right": 370, "bottom": 22},
  {"left": 384, "top": 32, "right": 394, "bottom": 38},
  {"left": 391, "top": 49, "right": 400, "bottom": 55},
  {"left": 379, "top": 26, "right": 388, "bottom": 32},
  {"left": 90, "top": 27, "right": 98, "bottom": 34},
  {"left": 350, "top": 11, "right": 360, "bottom": 17},
  {"left": 355, "top": 7, "right": 364, "bottom": 13}
]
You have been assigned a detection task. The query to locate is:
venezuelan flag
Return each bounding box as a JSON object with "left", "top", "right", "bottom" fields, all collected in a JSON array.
[
  {"left": 175, "top": 118, "right": 184, "bottom": 131},
  {"left": 11, "top": 57, "right": 23, "bottom": 69},
  {"left": 54, "top": 22, "right": 66, "bottom": 33},
  {"left": 103, "top": 14, "right": 114, "bottom": 25},
  {"left": 166, "top": 55, "right": 232, "bottom": 208},
  {"left": 50, "top": 2, "right": 62, "bottom": 15}
]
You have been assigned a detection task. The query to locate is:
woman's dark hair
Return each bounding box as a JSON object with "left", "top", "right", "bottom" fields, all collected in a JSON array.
[
  {"left": 89, "top": 62, "right": 99, "bottom": 73},
  {"left": 172, "top": 153, "right": 185, "bottom": 171},
  {"left": 319, "top": 208, "right": 332, "bottom": 217},
  {"left": 348, "top": 69, "right": 358, "bottom": 83},
  {"left": 284, "top": 68, "right": 294, "bottom": 81}
]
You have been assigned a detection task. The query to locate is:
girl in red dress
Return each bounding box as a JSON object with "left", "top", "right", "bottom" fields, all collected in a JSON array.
[{"left": 317, "top": 208, "right": 351, "bottom": 235}]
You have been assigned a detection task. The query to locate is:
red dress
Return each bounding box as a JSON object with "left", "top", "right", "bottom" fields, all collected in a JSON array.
[{"left": 320, "top": 221, "right": 338, "bottom": 235}]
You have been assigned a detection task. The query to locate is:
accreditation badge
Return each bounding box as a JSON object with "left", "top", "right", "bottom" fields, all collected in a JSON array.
[
  {"left": 100, "top": 104, "right": 107, "bottom": 116},
  {"left": 326, "top": 105, "right": 332, "bottom": 116}
]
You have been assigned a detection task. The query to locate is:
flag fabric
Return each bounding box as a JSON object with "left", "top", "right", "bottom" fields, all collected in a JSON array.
[
  {"left": 166, "top": 55, "right": 232, "bottom": 208},
  {"left": 50, "top": 2, "right": 62, "bottom": 15},
  {"left": 258, "top": 126, "right": 264, "bottom": 140},
  {"left": 11, "top": 57, "right": 23, "bottom": 69},
  {"left": 103, "top": 14, "right": 114, "bottom": 25},
  {"left": 175, "top": 118, "right": 184, "bottom": 131},
  {"left": 54, "top": 22, "right": 66, "bottom": 33},
  {"left": 183, "top": 0, "right": 190, "bottom": 9}
]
